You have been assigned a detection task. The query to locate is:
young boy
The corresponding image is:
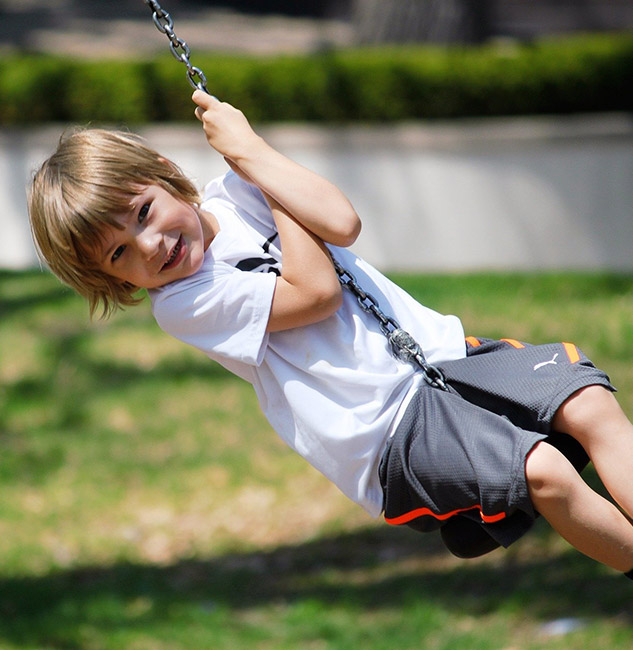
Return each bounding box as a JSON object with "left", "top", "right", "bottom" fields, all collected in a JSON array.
[{"left": 29, "top": 90, "right": 633, "bottom": 578}]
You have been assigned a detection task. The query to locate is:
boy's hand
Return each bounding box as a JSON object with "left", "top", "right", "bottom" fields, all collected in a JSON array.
[
  {"left": 192, "top": 90, "right": 264, "bottom": 163},
  {"left": 193, "top": 91, "right": 361, "bottom": 250}
]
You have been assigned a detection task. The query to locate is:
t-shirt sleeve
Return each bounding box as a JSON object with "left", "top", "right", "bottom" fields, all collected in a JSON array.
[
  {"left": 204, "top": 170, "right": 273, "bottom": 229},
  {"left": 151, "top": 262, "right": 276, "bottom": 366},
  {"left": 222, "top": 170, "right": 271, "bottom": 220}
]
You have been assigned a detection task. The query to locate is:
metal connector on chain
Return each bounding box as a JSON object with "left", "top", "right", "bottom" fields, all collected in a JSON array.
[
  {"left": 332, "top": 259, "right": 449, "bottom": 391},
  {"left": 144, "top": 0, "right": 209, "bottom": 93}
]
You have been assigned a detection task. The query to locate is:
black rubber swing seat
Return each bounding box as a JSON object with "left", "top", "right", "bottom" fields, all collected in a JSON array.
[{"left": 439, "top": 516, "right": 501, "bottom": 559}]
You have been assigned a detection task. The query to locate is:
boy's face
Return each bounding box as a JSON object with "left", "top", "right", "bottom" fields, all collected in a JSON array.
[{"left": 95, "top": 184, "right": 213, "bottom": 289}]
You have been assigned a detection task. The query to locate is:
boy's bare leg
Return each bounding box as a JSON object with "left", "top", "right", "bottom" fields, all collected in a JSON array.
[
  {"left": 552, "top": 385, "right": 633, "bottom": 519},
  {"left": 526, "top": 441, "right": 633, "bottom": 571}
]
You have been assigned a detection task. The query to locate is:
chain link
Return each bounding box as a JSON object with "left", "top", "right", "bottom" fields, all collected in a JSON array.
[
  {"left": 332, "top": 259, "right": 449, "bottom": 391},
  {"left": 144, "top": 0, "right": 209, "bottom": 93},
  {"left": 142, "top": 0, "right": 448, "bottom": 392}
]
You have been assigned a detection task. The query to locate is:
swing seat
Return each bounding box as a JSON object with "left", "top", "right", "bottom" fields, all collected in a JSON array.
[{"left": 440, "top": 517, "right": 501, "bottom": 559}]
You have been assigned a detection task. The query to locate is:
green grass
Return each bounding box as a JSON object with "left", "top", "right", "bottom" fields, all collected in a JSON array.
[{"left": 2, "top": 269, "right": 633, "bottom": 649}]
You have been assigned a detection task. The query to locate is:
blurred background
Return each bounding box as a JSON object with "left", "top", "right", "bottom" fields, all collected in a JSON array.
[
  {"left": 2, "top": 1, "right": 633, "bottom": 54},
  {"left": 1, "top": 0, "right": 632, "bottom": 272}
]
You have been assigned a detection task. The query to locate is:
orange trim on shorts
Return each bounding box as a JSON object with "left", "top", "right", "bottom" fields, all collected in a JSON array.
[
  {"left": 465, "top": 336, "right": 481, "bottom": 347},
  {"left": 563, "top": 342, "right": 580, "bottom": 364},
  {"left": 385, "top": 504, "right": 507, "bottom": 526},
  {"left": 500, "top": 338, "right": 525, "bottom": 349}
]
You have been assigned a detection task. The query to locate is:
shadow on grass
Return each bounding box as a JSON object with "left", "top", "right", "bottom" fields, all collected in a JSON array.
[
  {"left": 1, "top": 326, "right": 236, "bottom": 447},
  {"left": 4, "top": 270, "right": 633, "bottom": 645},
  {"left": 0, "top": 270, "right": 74, "bottom": 316},
  {"left": 0, "top": 524, "right": 631, "bottom": 647}
]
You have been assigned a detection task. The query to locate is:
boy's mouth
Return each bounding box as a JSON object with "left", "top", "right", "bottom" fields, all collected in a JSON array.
[{"left": 161, "top": 235, "right": 184, "bottom": 271}]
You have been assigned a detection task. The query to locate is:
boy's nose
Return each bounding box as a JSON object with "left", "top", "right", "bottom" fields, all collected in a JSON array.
[{"left": 137, "top": 230, "right": 162, "bottom": 261}]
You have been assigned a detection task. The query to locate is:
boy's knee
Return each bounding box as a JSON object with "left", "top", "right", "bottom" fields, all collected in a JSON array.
[
  {"left": 525, "top": 442, "right": 577, "bottom": 504},
  {"left": 553, "top": 384, "right": 618, "bottom": 438}
]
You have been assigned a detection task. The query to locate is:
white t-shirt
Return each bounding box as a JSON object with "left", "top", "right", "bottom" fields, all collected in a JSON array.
[{"left": 150, "top": 172, "right": 466, "bottom": 517}]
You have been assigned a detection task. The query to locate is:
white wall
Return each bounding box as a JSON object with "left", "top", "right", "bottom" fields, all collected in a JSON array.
[{"left": 3, "top": 113, "right": 632, "bottom": 272}]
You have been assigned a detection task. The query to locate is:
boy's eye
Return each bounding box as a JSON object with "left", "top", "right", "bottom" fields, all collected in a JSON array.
[
  {"left": 111, "top": 245, "right": 126, "bottom": 262},
  {"left": 138, "top": 203, "right": 150, "bottom": 223}
]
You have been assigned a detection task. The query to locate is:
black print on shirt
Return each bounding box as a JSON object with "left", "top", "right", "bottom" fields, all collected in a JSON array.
[{"left": 236, "top": 232, "right": 281, "bottom": 276}]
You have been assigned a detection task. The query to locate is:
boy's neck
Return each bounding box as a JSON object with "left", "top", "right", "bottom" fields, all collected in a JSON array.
[{"left": 199, "top": 208, "right": 220, "bottom": 251}]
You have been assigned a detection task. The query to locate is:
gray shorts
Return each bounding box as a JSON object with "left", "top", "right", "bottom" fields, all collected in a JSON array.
[{"left": 379, "top": 338, "right": 614, "bottom": 548}]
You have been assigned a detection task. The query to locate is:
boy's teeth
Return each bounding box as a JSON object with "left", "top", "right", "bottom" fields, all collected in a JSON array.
[{"left": 164, "top": 238, "right": 181, "bottom": 267}]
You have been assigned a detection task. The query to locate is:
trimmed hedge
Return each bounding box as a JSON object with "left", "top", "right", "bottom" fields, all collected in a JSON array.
[{"left": 1, "top": 32, "right": 631, "bottom": 125}]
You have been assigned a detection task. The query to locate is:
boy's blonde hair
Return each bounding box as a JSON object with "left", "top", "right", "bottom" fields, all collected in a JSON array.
[{"left": 28, "top": 128, "right": 200, "bottom": 318}]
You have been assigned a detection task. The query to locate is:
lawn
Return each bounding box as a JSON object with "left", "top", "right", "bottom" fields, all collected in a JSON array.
[{"left": 2, "top": 269, "right": 633, "bottom": 649}]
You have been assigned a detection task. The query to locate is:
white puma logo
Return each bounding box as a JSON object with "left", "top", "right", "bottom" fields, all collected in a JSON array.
[{"left": 534, "top": 353, "right": 559, "bottom": 371}]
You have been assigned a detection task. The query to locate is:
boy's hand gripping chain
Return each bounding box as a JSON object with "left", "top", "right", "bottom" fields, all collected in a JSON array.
[
  {"left": 144, "top": 0, "right": 209, "bottom": 93},
  {"left": 332, "top": 260, "right": 450, "bottom": 392},
  {"left": 142, "top": 0, "right": 448, "bottom": 392}
]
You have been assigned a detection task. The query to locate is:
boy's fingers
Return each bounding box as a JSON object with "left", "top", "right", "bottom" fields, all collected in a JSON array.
[
  {"left": 192, "top": 89, "right": 218, "bottom": 108},
  {"left": 191, "top": 89, "right": 206, "bottom": 105}
]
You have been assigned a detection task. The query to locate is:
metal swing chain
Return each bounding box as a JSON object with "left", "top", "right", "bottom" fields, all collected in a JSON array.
[
  {"left": 331, "top": 259, "right": 449, "bottom": 391},
  {"left": 142, "top": 0, "right": 449, "bottom": 392},
  {"left": 144, "top": 0, "right": 209, "bottom": 93}
]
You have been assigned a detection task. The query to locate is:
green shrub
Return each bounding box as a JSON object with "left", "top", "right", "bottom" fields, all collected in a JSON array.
[
  {"left": 0, "top": 32, "right": 630, "bottom": 124},
  {"left": 64, "top": 61, "right": 152, "bottom": 123},
  {"left": 0, "top": 57, "right": 69, "bottom": 123}
]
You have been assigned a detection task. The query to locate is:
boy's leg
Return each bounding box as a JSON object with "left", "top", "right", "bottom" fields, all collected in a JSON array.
[
  {"left": 553, "top": 385, "right": 633, "bottom": 520},
  {"left": 432, "top": 339, "right": 615, "bottom": 557},
  {"left": 431, "top": 338, "right": 633, "bottom": 566},
  {"left": 381, "top": 384, "right": 550, "bottom": 550},
  {"left": 526, "top": 439, "right": 633, "bottom": 571}
]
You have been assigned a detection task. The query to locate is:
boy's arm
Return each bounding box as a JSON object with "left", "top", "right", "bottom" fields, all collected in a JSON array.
[
  {"left": 193, "top": 91, "right": 361, "bottom": 248},
  {"left": 263, "top": 192, "right": 342, "bottom": 332}
]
